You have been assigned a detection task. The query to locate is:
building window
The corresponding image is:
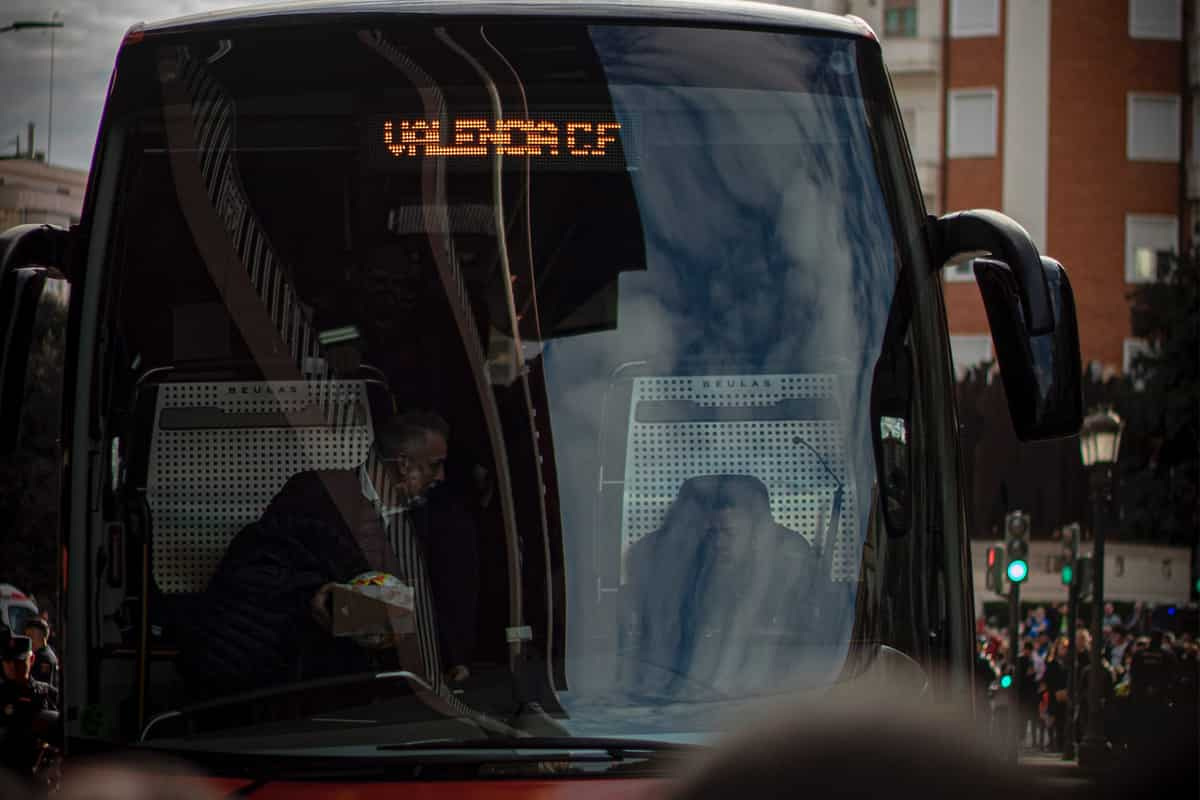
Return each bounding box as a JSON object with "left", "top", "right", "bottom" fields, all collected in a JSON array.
[
  {"left": 885, "top": 1, "right": 918, "bottom": 38},
  {"left": 1128, "top": 93, "right": 1181, "bottom": 162},
  {"left": 950, "top": 335, "right": 994, "bottom": 379},
  {"left": 950, "top": 0, "right": 999, "bottom": 38},
  {"left": 1125, "top": 214, "right": 1178, "bottom": 283},
  {"left": 1123, "top": 338, "right": 1154, "bottom": 386},
  {"left": 1129, "top": 0, "right": 1182, "bottom": 40},
  {"left": 948, "top": 89, "right": 998, "bottom": 157}
]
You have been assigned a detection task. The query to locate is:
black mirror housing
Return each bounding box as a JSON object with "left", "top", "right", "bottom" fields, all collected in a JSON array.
[
  {"left": 930, "top": 210, "right": 1082, "bottom": 441},
  {"left": 932, "top": 210, "right": 1052, "bottom": 335},
  {"left": 0, "top": 223, "right": 72, "bottom": 279},
  {"left": 974, "top": 257, "right": 1082, "bottom": 441}
]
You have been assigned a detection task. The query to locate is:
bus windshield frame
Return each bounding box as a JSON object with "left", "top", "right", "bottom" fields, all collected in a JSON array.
[{"left": 62, "top": 15, "right": 947, "bottom": 754}]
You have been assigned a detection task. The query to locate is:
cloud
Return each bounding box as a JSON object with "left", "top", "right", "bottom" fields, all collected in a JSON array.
[{"left": 0, "top": 0, "right": 257, "bottom": 170}]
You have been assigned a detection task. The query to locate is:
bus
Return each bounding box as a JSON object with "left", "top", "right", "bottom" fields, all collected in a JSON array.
[{"left": 0, "top": 0, "right": 1083, "bottom": 791}]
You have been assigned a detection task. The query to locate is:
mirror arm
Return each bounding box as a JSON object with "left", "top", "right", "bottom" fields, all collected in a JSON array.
[{"left": 929, "top": 210, "right": 1053, "bottom": 336}]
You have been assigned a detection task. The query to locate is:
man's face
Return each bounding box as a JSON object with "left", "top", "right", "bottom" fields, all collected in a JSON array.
[
  {"left": 1104, "top": 603, "right": 1114, "bottom": 615},
  {"left": 24, "top": 627, "right": 45, "bottom": 651},
  {"left": 399, "top": 431, "right": 448, "bottom": 500}
]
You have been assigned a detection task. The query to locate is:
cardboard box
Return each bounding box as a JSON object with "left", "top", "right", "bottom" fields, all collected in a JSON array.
[{"left": 330, "top": 583, "right": 415, "bottom": 638}]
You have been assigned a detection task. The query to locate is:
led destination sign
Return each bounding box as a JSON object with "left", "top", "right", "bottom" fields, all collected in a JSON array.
[{"left": 368, "top": 112, "right": 636, "bottom": 171}]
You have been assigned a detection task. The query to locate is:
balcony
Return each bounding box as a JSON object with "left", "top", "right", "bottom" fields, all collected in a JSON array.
[{"left": 881, "top": 37, "right": 941, "bottom": 75}]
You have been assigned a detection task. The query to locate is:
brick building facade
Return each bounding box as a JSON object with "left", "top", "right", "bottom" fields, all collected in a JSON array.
[{"left": 942, "top": 0, "right": 1185, "bottom": 374}]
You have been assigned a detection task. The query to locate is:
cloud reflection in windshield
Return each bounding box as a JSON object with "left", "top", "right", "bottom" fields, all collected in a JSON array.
[{"left": 537, "top": 27, "right": 897, "bottom": 726}]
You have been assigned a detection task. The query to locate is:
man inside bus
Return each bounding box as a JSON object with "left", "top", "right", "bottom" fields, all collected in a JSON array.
[
  {"left": 624, "top": 474, "right": 820, "bottom": 693},
  {"left": 181, "top": 411, "right": 479, "bottom": 699}
]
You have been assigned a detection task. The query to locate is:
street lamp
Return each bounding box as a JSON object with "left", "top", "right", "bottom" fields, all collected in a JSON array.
[
  {"left": 1077, "top": 409, "right": 1123, "bottom": 769},
  {"left": 1, "top": 15, "right": 64, "bottom": 164},
  {"left": 1079, "top": 410, "right": 1123, "bottom": 470}
]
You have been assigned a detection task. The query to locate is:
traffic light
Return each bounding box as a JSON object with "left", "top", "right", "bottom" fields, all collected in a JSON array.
[
  {"left": 985, "top": 544, "right": 1007, "bottom": 595},
  {"left": 1077, "top": 555, "right": 1094, "bottom": 599},
  {"left": 1061, "top": 523, "right": 1080, "bottom": 585},
  {"left": 999, "top": 673, "right": 1013, "bottom": 689},
  {"left": 1004, "top": 511, "right": 1030, "bottom": 584}
]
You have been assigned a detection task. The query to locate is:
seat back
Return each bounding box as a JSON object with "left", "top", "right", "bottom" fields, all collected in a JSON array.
[
  {"left": 144, "top": 379, "right": 375, "bottom": 594},
  {"left": 618, "top": 373, "right": 858, "bottom": 583}
]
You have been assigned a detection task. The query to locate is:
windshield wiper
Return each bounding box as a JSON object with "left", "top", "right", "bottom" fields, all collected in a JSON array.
[
  {"left": 378, "top": 736, "right": 703, "bottom": 778},
  {"left": 378, "top": 736, "right": 703, "bottom": 759},
  {"left": 135, "top": 736, "right": 699, "bottom": 794}
]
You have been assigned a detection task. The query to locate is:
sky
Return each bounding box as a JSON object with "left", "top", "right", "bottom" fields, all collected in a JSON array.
[{"left": 0, "top": 0, "right": 269, "bottom": 171}]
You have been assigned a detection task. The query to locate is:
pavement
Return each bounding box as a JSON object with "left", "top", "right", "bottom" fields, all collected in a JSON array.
[{"left": 1019, "top": 749, "right": 1098, "bottom": 797}]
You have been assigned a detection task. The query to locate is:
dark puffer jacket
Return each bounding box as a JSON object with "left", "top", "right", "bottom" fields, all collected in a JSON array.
[
  {"left": 178, "top": 502, "right": 375, "bottom": 700},
  {"left": 178, "top": 469, "right": 479, "bottom": 700}
]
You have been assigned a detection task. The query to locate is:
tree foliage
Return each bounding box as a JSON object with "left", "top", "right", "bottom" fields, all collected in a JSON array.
[{"left": 1120, "top": 249, "right": 1199, "bottom": 544}]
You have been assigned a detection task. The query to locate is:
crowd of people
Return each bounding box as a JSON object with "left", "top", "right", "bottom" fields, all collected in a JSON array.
[{"left": 975, "top": 601, "right": 1199, "bottom": 764}]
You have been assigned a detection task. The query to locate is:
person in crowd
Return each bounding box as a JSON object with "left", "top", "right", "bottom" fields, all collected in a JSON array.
[
  {"left": 1031, "top": 632, "right": 1050, "bottom": 689},
  {"left": 1074, "top": 627, "right": 1111, "bottom": 743},
  {"left": 1105, "top": 624, "right": 1130, "bottom": 673},
  {"left": 1053, "top": 603, "right": 1068, "bottom": 637},
  {"left": 1173, "top": 635, "right": 1198, "bottom": 705},
  {"left": 974, "top": 643, "right": 997, "bottom": 714},
  {"left": 1045, "top": 604, "right": 1061, "bottom": 639},
  {"left": 1040, "top": 637, "right": 1070, "bottom": 752},
  {"left": 1127, "top": 629, "right": 1176, "bottom": 760},
  {"left": 181, "top": 411, "right": 479, "bottom": 699},
  {"left": 0, "top": 636, "right": 58, "bottom": 778},
  {"left": 1026, "top": 606, "right": 1049, "bottom": 640},
  {"left": 1102, "top": 602, "right": 1122, "bottom": 629},
  {"left": 1015, "top": 641, "right": 1039, "bottom": 748},
  {"left": 1116, "top": 644, "right": 1135, "bottom": 691},
  {"left": 21, "top": 619, "right": 57, "bottom": 691}
]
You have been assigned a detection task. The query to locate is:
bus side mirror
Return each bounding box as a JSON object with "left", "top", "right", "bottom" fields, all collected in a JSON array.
[
  {"left": 931, "top": 210, "right": 1083, "bottom": 441},
  {"left": 974, "top": 256, "right": 1082, "bottom": 440},
  {"left": 0, "top": 266, "right": 50, "bottom": 454}
]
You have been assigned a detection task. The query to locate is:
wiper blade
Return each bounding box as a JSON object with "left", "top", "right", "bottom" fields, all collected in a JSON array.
[{"left": 379, "top": 736, "right": 703, "bottom": 759}]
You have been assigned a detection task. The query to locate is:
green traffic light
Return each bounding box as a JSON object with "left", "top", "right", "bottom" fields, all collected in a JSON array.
[
  {"left": 1000, "top": 674, "right": 1013, "bottom": 689},
  {"left": 1007, "top": 560, "right": 1029, "bottom": 583},
  {"left": 1061, "top": 565, "right": 1073, "bottom": 585}
]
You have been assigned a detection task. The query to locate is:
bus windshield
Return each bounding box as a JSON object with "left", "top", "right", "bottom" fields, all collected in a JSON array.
[{"left": 93, "top": 20, "right": 917, "bottom": 751}]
